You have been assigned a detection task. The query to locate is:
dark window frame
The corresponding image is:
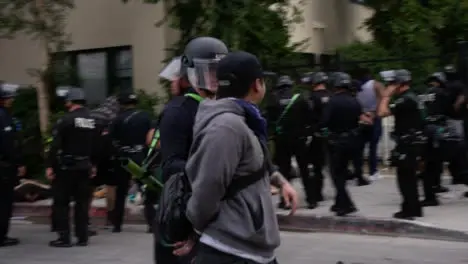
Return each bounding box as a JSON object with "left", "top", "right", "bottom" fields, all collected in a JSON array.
[{"left": 55, "top": 45, "right": 133, "bottom": 97}]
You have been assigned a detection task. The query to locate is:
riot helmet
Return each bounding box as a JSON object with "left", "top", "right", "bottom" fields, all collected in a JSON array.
[
  {"left": 118, "top": 91, "right": 138, "bottom": 105},
  {"left": 426, "top": 72, "right": 446, "bottom": 87},
  {"left": 394, "top": 69, "right": 411, "bottom": 84},
  {"left": 65, "top": 87, "right": 86, "bottom": 104},
  {"left": 443, "top": 64, "right": 458, "bottom": 81},
  {"left": 301, "top": 72, "right": 328, "bottom": 86},
  {"left": 181, "top": 37, "right": 229, "bottom": 93},
  {"left": 0, "top": 83, "right": 19, "bottom": 99},
  {"left": 275, "top": 75, "right": 293, "bottom": 89},
  {"left": 332, "top": 72, "right": 352, "bottom": 89}
]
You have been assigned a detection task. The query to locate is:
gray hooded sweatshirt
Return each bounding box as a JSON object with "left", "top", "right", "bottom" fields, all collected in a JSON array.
[{"left": 185, "top": 98, "right": 280, "bottom": 262}]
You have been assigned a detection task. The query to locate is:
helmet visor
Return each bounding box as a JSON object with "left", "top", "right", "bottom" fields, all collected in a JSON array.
[
  {"left": 187, "top": 57, "right": 224, "bottom": 92},
  {"left": 159, "top": 57, "right": 181, "bottom": 81}
]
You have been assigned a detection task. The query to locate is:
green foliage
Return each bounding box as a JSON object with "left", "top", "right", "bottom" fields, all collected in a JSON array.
[
  {"left": 0, "top": 0, "right": 74, "bottom": 53},
  {"left": 337, "top": 0, "right": 468, "bottom": 94},
  {"left": 126, "top": 0, "right": 306, "bottom": 71},
  {"left": 135, "top": 90, "right": 161, "bottom": 118},
  {"left": 11, "top": 88, "right": 44, "bottom": 179}
]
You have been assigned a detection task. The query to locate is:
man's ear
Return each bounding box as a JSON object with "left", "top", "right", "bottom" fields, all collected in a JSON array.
[{"left": 253, "top": 78, "right": 263, "bottom": 93}]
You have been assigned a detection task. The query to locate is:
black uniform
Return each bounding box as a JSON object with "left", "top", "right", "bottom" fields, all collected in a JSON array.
[
  {"left": 110, "top": 107, "right": 151, "bottom": 232},
  {"left": 307, "top": 89, "right": 331, "bottom": 202},
  {"left": 266, "top": 81, "right": 314, "bottom": 207},
  {"left": 155, "top": 93, "right": 201, "bottom": 264},
  {"left": 47, "top": 107, "right": 97, "bottom": 244},
  {"left": 322, "top": 87, "right": 361, "bottom": 216},
  {"left": 0, "top": 106, "right": 22, "bottom": 246},
  {"left": 390, "top": 90, "right": 425, "bottom": 218},
  {"left": 420, "top": 82, "right": 450, "bottom": 204},
  {"left": 445, "top": 79, "right": 468, "bottom": 183}
]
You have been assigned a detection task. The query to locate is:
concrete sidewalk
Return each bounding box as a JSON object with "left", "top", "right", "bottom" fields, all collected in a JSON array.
[{"left": 12, "top": 170, "right": 468, "bottom": 241}]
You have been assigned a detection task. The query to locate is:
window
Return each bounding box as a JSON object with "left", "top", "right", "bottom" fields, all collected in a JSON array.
[{"left": 55, "top": 46, "right": 133, "bottom": 105}]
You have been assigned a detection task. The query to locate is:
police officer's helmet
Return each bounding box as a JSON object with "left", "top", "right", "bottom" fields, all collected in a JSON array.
[
  {"left": 181, "top": 37, "right": 229, "bottom": 93},
  {"left": 394, "top": 69, "right": 411, "bottom": 84},
  {"left": 66, "top": 87, "right": 86, "bottom": 103},
  {"left": 444, "top": 64, "right": 456, "bottom": 74},
  {"left": 0, "top": 83, "right": 19, "bottom": 99},
  {"left": 275, "top": 75, "right": 293, "bottom": 89},
  {"left": 301, "top": 72, "right": 328, "bottom": 85},
  {"left": 426, "top": 72, "right": 447, "bottom": 86},
  {"left": 332, "top": 72, "right": 352, "bottom": 89},
  {"left": 118, "top": 92, "right": 138, "bottom": 105}
]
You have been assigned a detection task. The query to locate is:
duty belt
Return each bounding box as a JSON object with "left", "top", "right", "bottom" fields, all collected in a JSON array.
[
  {"left": 60, "top": 155, "right": 90, "bottom": 161},
  {"left": 395, "top": 131, "right": 427, "bottom": 145},
  {"left": 426, "top": 115, "right": 447, "bottom": 125},
  {"left": 119, "top": 145, "right": 144, "bottom": 154}
]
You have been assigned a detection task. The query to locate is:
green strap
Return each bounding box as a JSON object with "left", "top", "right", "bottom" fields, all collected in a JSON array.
[
  {"left": 146, "top": 129, "right": 160, "bottom": 157},
  {"left": 184, "top": 93, "right": 204, "bottom": 102},
  {"left": 276, "top": 93, "right": 300, "bottom": 134}
]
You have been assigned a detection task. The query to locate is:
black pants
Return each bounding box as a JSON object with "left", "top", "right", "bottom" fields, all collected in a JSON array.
[
  {"left": 423, "top": 141, "right": 441, "bottom": 201},
  {"left": 0, "top": 167, "right": 16, "bottom": 240},
  {"left": 274, "top": 135, "right": 313, "bottom": 203},
  {"left": 112, "top": 166, "right": 131, "bottom": 229},
  {"left": 328, "top": 141, "right": 356, "bottom": 209},
  {"left": 54, "top": 169, "right": 90, "bottom": 241},
  {"left": 50, "top": 179, "right": 59, "bottom": 231},
  {"left": 395, "top": 144, "right": 422, "bottom": 216},
  {"left": 309, "top": 137, "right": 326, "bottom": 202},
  {"left": 143, "top": 189, "right": 158, "bottom": 228},
  {"left": 195, "top": 243, "right": 278, "bottom": 264}
]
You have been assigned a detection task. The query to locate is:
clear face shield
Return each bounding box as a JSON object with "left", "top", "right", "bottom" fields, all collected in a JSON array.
[
  {"left": 187, "top": 56, "right": 225, "bottom": 93},
  {"left": 159, "top": 57, "right": 182, "bottom": 82}
]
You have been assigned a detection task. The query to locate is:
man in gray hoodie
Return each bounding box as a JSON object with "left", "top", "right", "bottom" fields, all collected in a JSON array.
[{"left": 173, "top": 51, "right": 298, "bottom": 263}]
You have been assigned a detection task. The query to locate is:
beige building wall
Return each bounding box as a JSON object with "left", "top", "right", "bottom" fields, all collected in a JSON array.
[
  {"left": 0, "top": 0, "right": 171, "bottom": 95},
  {"left": 289, "top": 0, "right": 374, "bottom": 55},
  {"left": 0, "top": 0, "right": 373, "bottom": 96}
]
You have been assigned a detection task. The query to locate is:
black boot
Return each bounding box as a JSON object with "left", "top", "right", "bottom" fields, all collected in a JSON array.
[
  {"left": 49, "top": 233, "right": 72, "bottom": 248},
  {"left": 0, "top": 237, "right": 20, "bottom": 247}
]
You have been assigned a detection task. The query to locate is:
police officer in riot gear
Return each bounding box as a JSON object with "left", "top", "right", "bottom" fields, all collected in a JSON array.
[
  {"left": 0, "top": 83, "right": 24, "bottom": 247},
  {"left": 443, "top": 65, "right": 467, "bottom": 184},
  {"left": 301, "top": 72, "right": 331, "bottom": 204},
  {"left": 155, "top": 36, "right": 228, "bottom": 264},
  {"left": 265, "top": 75, "right": 314, "bottom": 209},
  {"left": 419, "top": 72, "right": 450, "bottom": 206},
  {"left": 378, "top": 69, "right": 424, "bottom": 220},
  {"left": 110, "top": 92, "right": 152, "bottom": 233},
  {"left": 322, "top": 72, "right": 368, "bottom": 216},
  {"left": 47, "top": 87, "right": 98, "bottom": 247}
]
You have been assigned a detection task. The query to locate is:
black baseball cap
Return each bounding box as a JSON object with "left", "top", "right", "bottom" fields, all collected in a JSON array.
[{"left": 216, "top": 51, "right": 264, "bottom": 94}]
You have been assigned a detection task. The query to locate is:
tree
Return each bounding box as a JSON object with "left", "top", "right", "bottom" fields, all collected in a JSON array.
[
  {"left": 0, "top": 0, "right": 74, "bottom": 135},
  {"left": 124, "top": 0, "right": 306, "bottom": 71},
  {"left": 363, "top": 0, "right": 468, "bottom": 58}
]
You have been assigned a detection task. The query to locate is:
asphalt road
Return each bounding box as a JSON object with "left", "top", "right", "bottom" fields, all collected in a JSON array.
[{"left": 2, "top": 223, "right": 468, "bottom": 264}]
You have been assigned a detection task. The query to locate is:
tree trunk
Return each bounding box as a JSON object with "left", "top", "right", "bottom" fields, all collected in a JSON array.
[
  {"left": 35, "top": 0, "right": 50, "bottom": 135},
  {"left": 37, "top": 73, "right": 50, "bottom": 135}
]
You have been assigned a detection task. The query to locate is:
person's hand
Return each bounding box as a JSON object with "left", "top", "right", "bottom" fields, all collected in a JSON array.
[
  {"left": 172, "top": 239, "right": 196, "bottom": 256},
  {"left": 359, "top": 114, "right": 373, "bottom": 125},
  {"left": 90, "top": 166, "right": 97, "bottom": 178},
  {"left": 46, "top": 167, "right": 55, "bottom": 181},
  {"left": 17, "top": 166, "right": 26, "bottom": 177},
  {"left": 281, "top": 181, "right": 298, "bottom": 216}
]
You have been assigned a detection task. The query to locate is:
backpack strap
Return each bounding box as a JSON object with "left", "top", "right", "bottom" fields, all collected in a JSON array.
[{"left": 222, "top": 140, "right": 268, "bottom": 200}]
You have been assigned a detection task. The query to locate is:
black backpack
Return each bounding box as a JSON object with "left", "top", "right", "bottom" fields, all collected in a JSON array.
[{"left": 157, "top": 133, "right": 268, "bottom": 246}]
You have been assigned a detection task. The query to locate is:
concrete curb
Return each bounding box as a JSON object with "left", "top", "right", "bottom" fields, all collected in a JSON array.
[
  {"left": 277, "top": 214, "right": 468, "bottom": 242},
  {"left": 13, "top": 203, "right": 468, "bottom": 242}
]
